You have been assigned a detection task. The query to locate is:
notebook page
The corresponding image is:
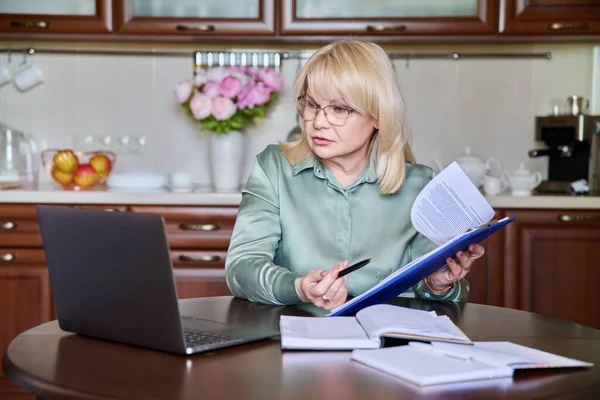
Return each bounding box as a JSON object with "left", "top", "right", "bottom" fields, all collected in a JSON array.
[
  {"left": 352, "top": 346, "right": 513, "bottom": 387},
  {"left": 279, "top": 315, "right": 380, "bottom": 349},
  {"left": 431, "top": 341, "right": 594, "bottom": 369},
  {"left": 411, "top": 162, "right": 495, "bottom": 245},
  {"left": 356, "top": 304, "right": 469, "bottom": 342}
]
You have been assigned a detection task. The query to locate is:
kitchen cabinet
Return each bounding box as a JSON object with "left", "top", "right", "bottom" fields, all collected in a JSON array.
[
  {"left": 1, "top": 201, "right": 600, "bottom": 398},
  {"left": 503, "top": 209, "right": 600, "bottom": 329},
  {"left": 500, "top": 0, "right": 600, "bottom": 35},
  {"left": 115, "top": 0, "right": 275, "bottom": 36},
  {"left": 0, "top": 250, "right": 51, "bottom": 400},
  {"left": 280, "top": 0, "right": 498, "bottom": 36},
  {"left": 0, "top": 0, "right": 112, "bottom": 34},
  {"left": 130, "top": 205, "right": 235, "bottom": 299},
  {"left": 1, "top": 0, "right": 599, "bottom": 41},
  {"left": 0, "top": 202, "right": 232, "bottom": 400},
  {"left": 463, "top": 211, "right": 507, "bottom": 307}
]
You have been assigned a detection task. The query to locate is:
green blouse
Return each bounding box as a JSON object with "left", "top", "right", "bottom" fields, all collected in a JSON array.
[{"left": 225, "top": 145, "right": 469, "bottom": 305}]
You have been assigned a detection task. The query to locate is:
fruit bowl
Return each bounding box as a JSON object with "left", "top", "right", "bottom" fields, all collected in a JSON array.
[{"left": 41, "top": 148, "right": 117, "bottom": 191}]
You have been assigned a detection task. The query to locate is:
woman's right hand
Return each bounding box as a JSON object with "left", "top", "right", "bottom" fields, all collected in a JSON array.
[{"left": 295, "top": 260, "right": 349, "bottom": 310}]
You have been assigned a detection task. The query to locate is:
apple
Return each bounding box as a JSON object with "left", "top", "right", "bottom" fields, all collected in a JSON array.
[
  {"left": 51, "top": 167, "right": 73, "bottom": 186},
  {"left": 89, "top": 154, "right": 112, "bottom": 177},
  {"left": 73, "top": 164, "right": 99, "bottom": 187},
  {"left": 52, "top": 149, "right": 79, "bottom": 174}
]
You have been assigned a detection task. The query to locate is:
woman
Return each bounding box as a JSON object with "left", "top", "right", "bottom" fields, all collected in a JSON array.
[{"left": 225, "top": 39, "right": 484, "bottom": 311}]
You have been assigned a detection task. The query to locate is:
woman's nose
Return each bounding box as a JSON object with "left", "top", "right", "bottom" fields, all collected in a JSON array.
[{"left": 312, "top": 108, "right": 330, "bottom": 128}]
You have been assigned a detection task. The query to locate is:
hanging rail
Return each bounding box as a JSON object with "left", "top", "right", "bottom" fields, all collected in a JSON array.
[{"left": 0, "top": 47, "right": 552, "bottom": 61}]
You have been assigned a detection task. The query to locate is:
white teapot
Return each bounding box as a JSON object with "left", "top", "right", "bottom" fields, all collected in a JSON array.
[
  {"left": 503, "top": 162, "right": 542, "bottom": 196},
  {"left": 433, "top": 146, "right": 502, "bottom": 188}
]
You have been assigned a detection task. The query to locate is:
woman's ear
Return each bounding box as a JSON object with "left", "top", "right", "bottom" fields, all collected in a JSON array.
[{"left": 374, "top": 120, "right": 379, "bottom": 130}]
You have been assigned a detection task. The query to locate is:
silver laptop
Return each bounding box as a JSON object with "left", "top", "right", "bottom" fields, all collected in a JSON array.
[{"left": 36, "top": 205, "right": 279, "bottom": 355}]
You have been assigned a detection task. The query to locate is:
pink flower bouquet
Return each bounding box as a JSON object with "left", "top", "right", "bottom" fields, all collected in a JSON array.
[{"left": 174, "top": 66, "right": 284, "bottom": 134}]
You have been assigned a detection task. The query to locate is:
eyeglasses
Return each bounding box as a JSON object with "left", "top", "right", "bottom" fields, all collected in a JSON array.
[{"left": 296, "top": 97, "right": 354, "bottom": 126}]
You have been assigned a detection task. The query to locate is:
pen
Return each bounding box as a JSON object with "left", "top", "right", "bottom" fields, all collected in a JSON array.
[
  {"left": 408, "top": 342, "right": 472, "bottom": 361},
  {"left": 337, "top": 258, "right": 373, "bottom": 278}
]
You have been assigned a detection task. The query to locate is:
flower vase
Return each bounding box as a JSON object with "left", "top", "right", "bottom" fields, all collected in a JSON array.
[{"left": 209, "top": 130, "right": 245, "bottom": 192}]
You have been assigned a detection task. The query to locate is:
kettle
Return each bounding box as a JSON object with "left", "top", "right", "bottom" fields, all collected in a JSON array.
[
  {"left": 0, "top": 123, "right": 39, "bottom": 189},
  {"left": 433, "top": 146, "right": 502, "bottom": 188}
]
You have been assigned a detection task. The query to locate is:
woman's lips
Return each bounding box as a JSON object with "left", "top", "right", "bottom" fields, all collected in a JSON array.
[{"left": 311, "top": 136, "right": 333, "bottom": 145}]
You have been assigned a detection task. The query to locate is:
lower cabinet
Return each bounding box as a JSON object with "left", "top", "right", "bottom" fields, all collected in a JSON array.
[
  {"left": 503, "top": 209, "right": 600, "bottom": 330},
  {"left": 132, "top": 205, "right": 236, "bottom": 299},
  {"left": 1, "top": 202, "right": 600, "bottom": 399},
  {"left": 464, "top": 210, "right": 506, "bottom": 307},
  {"left": 0, "top": 250, "right": 52, "bottom": 400},
  {"left": 0, "top": 203, "right": 234, "bottom": 400},
  {"left": 171, "top": 250, "right": 231, "bottom": 298}
]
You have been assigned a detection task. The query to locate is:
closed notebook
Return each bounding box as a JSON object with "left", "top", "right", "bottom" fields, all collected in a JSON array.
[
  {"left": 429, "top": 341, "right": 594, "bottom": 370},
  {"left": 351, "top": 344, "right": 513, "bottom": 387},
  {"left": 351, "top": 341, "right": 593, "bottom": 387},
  {"left": 279, "top": 304, "right": 471, "bottom": 350}
]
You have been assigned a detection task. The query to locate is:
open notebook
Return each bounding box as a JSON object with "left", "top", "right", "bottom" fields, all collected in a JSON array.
[
  {"left": 328, "top": 162, "right": 516, "bottom": 317},
  {"left": 351, "top": 341, "right": 593, "bottom": 387},
  {"left": 279, "top": 304, "right": 471, "bottom": 350}
]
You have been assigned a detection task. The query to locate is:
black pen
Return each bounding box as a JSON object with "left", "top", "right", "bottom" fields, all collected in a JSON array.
[{"left": 337, "top": 258, "right": 373, "bottom": 278}]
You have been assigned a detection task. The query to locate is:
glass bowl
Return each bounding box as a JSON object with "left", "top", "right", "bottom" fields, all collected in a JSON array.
[{"left": 41, "top": 148, "right": 117, "bottom": 191}]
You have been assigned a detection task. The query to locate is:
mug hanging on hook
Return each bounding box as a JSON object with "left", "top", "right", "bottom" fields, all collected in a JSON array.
[
  {"left": 0, "top": 49, "right": 12, "bottom": 87},
  {"left": 13, "top": 49, "right": 44, "bottom": 92}
]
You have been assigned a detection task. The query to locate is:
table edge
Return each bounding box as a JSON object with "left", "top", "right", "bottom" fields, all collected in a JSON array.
[{"left": 2, "top": 352, "right": 120, "bottom": 400}]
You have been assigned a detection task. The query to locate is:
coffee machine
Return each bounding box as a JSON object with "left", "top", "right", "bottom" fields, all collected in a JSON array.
[{"left": 530, "top": 115, "right": 600, "bottom": 194}]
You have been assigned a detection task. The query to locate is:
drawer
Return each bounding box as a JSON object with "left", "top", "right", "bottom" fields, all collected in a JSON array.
[
  {"left": 0, "top": 248, "right": 46, "bottom": 266},
  {"left": 131, "top": 206, "right": 238, "bottom": 250},
  {"left": 0, "top": 204, "right": 128, "bottom": 247},
  {"left": 171, "top": 250, "right": 227, "bottom": 269},
  {"left": 173, "top": 266, "right": 230, "bottom": 299}
]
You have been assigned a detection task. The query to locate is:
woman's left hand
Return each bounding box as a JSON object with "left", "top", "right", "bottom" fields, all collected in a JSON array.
[{"left": 426, "top": 243, "right": 485, "bottom": 294}]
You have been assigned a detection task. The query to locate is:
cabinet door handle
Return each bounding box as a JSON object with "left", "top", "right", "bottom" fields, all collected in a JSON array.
[
  {"left": 1, "top": 253, "right": 16, "bottom": 262},
  {"left": 179, "top": 254, "right": 221, "bottom": 262},
  {"left": 2, "top": 221, "right": 18, "bottom": 230},
  {"left": 175, "top": 24, "right": 216, "bottom": 32},
  {"left": 366, "top": 24, "right": 407, "bottom": 32},
  {"left": 557, "top": 214, "right": 600, "bottom": 222},
  {"left": 179, "top": 223, "right": 220, "bottom": 231},
  {"left": 10, "top": 21, "right": 51, "bottom": 29},
  {"left": 547, "top": 22, "right": 589, "bottom": 31}
]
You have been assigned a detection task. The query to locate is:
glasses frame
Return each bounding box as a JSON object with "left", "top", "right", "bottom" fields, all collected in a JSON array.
[{"left": 296, "top": 97, "right": 355, "bottom": 126}]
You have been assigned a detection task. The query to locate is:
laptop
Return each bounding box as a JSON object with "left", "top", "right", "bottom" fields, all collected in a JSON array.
[{"left": 36, "top": 205, "right": 279, "bottom": 355}]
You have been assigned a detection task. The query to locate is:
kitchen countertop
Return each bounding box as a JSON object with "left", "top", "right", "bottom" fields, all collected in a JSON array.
[{"left": 0, "top": 184, "right": 600, "bottom": 209}]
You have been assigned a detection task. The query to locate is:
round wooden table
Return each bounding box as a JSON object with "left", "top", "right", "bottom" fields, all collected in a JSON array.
[{"left": 4, "top": 296, "right": 600, "bottom": 399}]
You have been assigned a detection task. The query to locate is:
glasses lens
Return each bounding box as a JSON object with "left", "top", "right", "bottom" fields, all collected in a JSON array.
[
  {"left": 297, "top": 99, "right": 317, "bottom": 121},
  {"left": 325, "top": 106, "right": 352, "bottom": 126},
  {"left": 296, "top": 99, "right": 352, "bottom": 126}
]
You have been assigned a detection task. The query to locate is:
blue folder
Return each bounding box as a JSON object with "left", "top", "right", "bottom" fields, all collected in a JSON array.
[{"left": 326, "top": 216, "right": 516, "bottom": 317}]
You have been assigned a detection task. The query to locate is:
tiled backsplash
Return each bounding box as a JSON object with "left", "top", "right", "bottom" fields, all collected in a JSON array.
[{"left": 0, "top": 42, "right": 597, "bottom": 186}]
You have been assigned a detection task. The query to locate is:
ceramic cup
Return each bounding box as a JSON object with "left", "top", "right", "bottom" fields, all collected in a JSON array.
[
  {"left": 0, "top": 63, "right": 11, "bottom": 87},
  {"left": 483, "top": 175, "right": 508, "bottom": 196},
  {"left": 170, "top": 172, "right": 193, "bottom": 189},
  {"left": 13, "top": 56, "right": 44, "bottom": 92}
]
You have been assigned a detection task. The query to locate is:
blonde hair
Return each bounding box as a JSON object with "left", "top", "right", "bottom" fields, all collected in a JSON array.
[{"left": 280, "top": 39, "right": 415, "bottom": 195}]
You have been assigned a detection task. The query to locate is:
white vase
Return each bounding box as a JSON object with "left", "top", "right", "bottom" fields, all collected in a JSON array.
[{"left": 209, "top": 130, "right": 245, "bottom": 193}]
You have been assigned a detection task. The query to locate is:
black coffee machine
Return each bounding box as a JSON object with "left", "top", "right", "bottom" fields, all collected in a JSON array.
[{"left": 530, "top": 115, "right": 600, "bottom": 194}]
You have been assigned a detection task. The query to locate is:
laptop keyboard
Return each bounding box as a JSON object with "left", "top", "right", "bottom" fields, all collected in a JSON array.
[{"left": 184, "top": 330, "right": 240, "bottom": 347}]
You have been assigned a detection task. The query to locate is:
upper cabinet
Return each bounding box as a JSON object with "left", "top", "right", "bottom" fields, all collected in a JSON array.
[
  {"left": 115, "top": 0, "right": 275, "bottom": 36},
  {"left": 500, "top": 0, "right": 600, "bottom": 35},
  {"left": 1, "top": 0, "right": 599, "bottom": 41},
  {"left": 280, "top": 0, "right": 498, "bottom": 36},
  {"left": 0, "top": 0, "right": 111, "bottom": 34}
]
